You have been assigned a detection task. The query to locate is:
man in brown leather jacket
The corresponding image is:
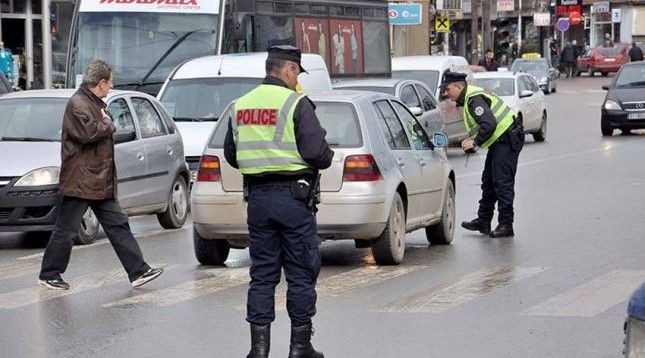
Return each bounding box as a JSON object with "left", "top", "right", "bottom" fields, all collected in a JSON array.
[{"left": 38, "top": 60, "right": 163, "bottom": 290}]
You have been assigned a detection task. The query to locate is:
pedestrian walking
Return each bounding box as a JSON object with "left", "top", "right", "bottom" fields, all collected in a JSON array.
[
  {"left": 440, "top": 71, "right": 524, "bottom": 238},
  {"left": 0, "top": 40, "right": 14, "bottom": 83},
  {"left": 628, "top": 43, "right": 644, "bottom": 62},
  {"left": 224, "top": 45, "right": 333, "bottom": 358},
  {"left": 478, "top": 49, "right": 499, "bottom": 71},
  {"left": 560, "top": 42, "right": 576, "bottom": 78},
  {"left": 38, "top": 60, "right": 163, "bottom": 290}
]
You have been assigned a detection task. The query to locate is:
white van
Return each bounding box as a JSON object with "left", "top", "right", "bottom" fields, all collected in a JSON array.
[
  {"left": 157, "top": 52, "right": 331, "bottom": 177},
  {"left": 392, "top": 56, "right": 471, "bottom": 144}
]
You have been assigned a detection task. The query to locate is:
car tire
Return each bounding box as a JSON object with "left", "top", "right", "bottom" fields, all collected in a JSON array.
[
  {"left": 426, "top": 180, "right": 455, "bottom": 245},
  {"left": 601, "top": 71, "right": 609, "bottom": 77},
  {"left": 544, "top": 80, "right": 550, "bottom": 94},
  {"left": 601, "top": 119, "right": 614, "bottom": 136},
  {"left": 193, "top": 228, "right": 230, "bottom": 265},
  {"left": 533, "top": 112, "right": 547, "bottom": 142},
  {"left": 157, "top": 176, "right": 189, "bottom": 229},
  {"left": 552, "top": 84, "right": 557, "bottom": 93},
  {"left": 74, "top": 208, "right": 99, "bottom": 245},
  {"left": 371, "top": 192, "right": 406, "bottom": 265}
]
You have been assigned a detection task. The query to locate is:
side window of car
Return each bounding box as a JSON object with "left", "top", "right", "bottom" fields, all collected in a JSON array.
[
  {"left": 391, "top": 101, "right": 432, "bottom": 150},
  {"left": 107, "top": 98, "right": 136, "bottom": 139},
  {"left": 155, "top": 103, "right": 176, "bottom": 134},
  {"left": 373, "top": 100, "right": 411, "bottom": 149},
  {"left": 400, "top": 84, "right": 422, "bottom": 109},
  {"left": 131, "top": 97, "right": 168, "bottom": 138},
  {"left": 518, "top": 76, "right": 529, "bottom": 93},
  {"left": 415, "top": 84, "right": 437, "bottom": 111}
]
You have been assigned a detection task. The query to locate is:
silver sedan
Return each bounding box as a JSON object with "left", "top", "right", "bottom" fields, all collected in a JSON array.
[{"left": 191, "top": 90, "right": 456, "bottom": 265}]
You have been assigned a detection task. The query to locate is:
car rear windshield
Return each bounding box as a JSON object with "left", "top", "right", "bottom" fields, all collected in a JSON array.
[
  {"left": 392, "top": 70, "right": 440, "bottom": 94},
  {"left": 0, "top": 98, "right": 67, "bottom": 142},
  {"left": 472, "top": 78, "right": 515, "bottom": 96},
  {"left": 159, "top": 78, "right": 262, "bottom": 122},
  {"left": 597, "top": 46, "right": 624, "bottom": 57},
  {"left": 209, "top": 102, "right": 362, "bottom": 149},
  {"left": 615, "top": 65, "right": 645, "bottom": 87},
  {"left": 337, "top": 86, "right": 395, "bottom": 95},
  {"left": 511, "top": 60, "right": 547, "bottom": 72}
]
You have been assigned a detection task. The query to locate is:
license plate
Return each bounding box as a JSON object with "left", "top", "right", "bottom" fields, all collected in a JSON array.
[
  {"left": 604, "top": 58, "right": 616, "bottom": 62},
  {"left": 628, "top": 112, "right": 645, "bottom": 120}
]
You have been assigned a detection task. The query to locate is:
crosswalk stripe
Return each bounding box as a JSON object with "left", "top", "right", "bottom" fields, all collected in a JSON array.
[
  {"left": 523, "top": 269, "right": 645, "bottom": 317},
  {"left": 103, "top": 268, "right": 249, "bottom": 308},
  {"left": 0, "top": 260, "right": 43, "bottom": 282},
  {"left": 381, "top": 266, "right": 544, "bottom": 313}
]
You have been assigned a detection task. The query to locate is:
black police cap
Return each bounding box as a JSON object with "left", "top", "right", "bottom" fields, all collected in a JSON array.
[
  {"left": 440, "top": 70, "right": 467, "bottom": 90},
  {"left": 267, "top": 45, "right": 308, "bottom": 74}
]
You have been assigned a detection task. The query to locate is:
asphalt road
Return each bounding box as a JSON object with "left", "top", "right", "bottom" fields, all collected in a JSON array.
[{"left": 1, "top": 76, "right": 643, "bottom": 358}]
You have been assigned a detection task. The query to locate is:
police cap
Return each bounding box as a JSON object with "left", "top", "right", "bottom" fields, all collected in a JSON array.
[
  {"left": 267, "top": 45, "right": 308, "bottom": 74},
  {"left": 440, "top": 70, "right": 467, "bottom": 90}
]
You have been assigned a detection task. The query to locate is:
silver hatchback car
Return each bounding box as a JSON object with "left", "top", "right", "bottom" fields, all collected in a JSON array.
[
  {"left": 0, "top": 90, "right": 190, "bottom": 244},
  {"left": 191, "top": 90, "right": 456, "bottom": 265}
]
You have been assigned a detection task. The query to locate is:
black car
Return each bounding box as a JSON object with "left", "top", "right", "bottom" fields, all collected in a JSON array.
[{"left": 601, "top": 62, "right": 645, "bottom": 136}]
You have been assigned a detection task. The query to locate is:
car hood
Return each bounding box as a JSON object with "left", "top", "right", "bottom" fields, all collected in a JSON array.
[
  {"left": 608, "top": 87, "right": 645, "bottom": 103},
  {"left": 0, "top": 141, "right": 61, "bottom": 177},
  {"left": 175, "top": 122, "right": 218, "bottom": 157}
]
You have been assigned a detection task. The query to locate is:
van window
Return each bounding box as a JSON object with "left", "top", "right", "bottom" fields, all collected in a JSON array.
[
  {"left": 393, "top": 70, "right": 441, "bottom": 95},
  {"left": 208, "top": 101, "right": 362, "bottom": 148},
  {"left": 159, "top": 78, "right": 261, "bottom": 122}
]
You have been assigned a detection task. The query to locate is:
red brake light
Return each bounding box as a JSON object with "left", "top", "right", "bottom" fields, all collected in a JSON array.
[
  {"left": 197, "top": 155, "right": 221, "bottom": 182},
  {"left": 343, "top": 155, "right": 382, "bottom": 182}
]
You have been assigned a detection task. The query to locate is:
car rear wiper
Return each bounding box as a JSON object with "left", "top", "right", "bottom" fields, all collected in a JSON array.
[
  {"left": 1, "top": 136, "right": 59, "bottom": 142},
  {"left": 173, "top": 117, "right": 218, "bottom": 122}
]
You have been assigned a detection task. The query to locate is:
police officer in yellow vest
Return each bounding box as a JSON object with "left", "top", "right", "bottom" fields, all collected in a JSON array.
[
  {"left": 224, "top": 45, "right": 333, "bottom": 358},
  {"left": 441, "top": 71, "right": 524, "bottom": 238}
]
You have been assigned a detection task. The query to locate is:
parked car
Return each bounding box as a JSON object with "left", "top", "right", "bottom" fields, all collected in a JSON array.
[
  {"left": 191, "top": 90, "right": 456, "bottom": 266},
  {"left": 472, "top": 72, "right": 548, "bottom": 142},
  {"left": 601, "top": 61, "right": 645, "bottom": 136},
  {"left": 333, "top": 78, "right": 445, "bottom": 135},
  {"left": 157, "top": 52, "right": 331, "bottom": 180},
  {"left": 510, "top": 58, "right": 558, "bottom": 94},
  {"left": 624, "top": 282, "right": 645, "bottom": 357},
  {"left": 392, "top": 55, "right": 472, "bottom": 145},
  {"left": 577, "top": 44, "right": 629, "bottom": 77},
  {"left": 0, "top": 90, "right": 190, "bottom": 244}
]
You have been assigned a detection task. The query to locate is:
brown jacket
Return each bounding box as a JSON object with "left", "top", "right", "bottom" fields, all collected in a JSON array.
[{"left": 59, "top": 85, "right": 117, "bottom": 200}]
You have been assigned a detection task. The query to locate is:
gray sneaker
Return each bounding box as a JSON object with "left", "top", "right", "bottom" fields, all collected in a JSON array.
[
  {"left": 38, "top": 278, "right": 70, "bottom": 290},
  {"left": 131, "top": 267, "right": 164, "bottom": 288}
]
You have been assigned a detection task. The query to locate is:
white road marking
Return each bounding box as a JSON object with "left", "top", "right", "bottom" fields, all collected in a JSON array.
[
  {"left": 523, "top": 269, "right": 645, "bottom": 317},
  {"left": 381, "top": 266, "right": 544, "bottom": 313},
  {"left": 103, "top": 267, "right": 249, "bottom": 308},
  {"left": 0, "top": 260, "right": 44, "bottom": 281}
]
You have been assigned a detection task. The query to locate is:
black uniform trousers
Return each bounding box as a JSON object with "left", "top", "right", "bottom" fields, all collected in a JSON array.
[
  {"left": 246, "top": 185, "right": 321, "bottom": 327},
  {"left": 39, "top": 196, "right": 150, "bottom": 282},
  {"left": 477, "top": 130, "right": 523, "bottom": 225}
]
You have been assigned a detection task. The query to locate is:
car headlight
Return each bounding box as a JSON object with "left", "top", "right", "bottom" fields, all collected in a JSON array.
[
  {"left": 540, "top": 77, "right": 548, "bottom": 83},
  {"left": 14, "top": 167, "right": 60, "bottom": 187},
  {"left": 604, "top": 99, "right": 622, "bottom": 110}
]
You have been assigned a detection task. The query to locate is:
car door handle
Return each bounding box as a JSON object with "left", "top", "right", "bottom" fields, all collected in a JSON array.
[
  {"left": 397, "top": 158, "right": 405, "bottom": 167},
  {"left": 167, "top": 147, "right": 174, "bottom": 156},
  {"left": 137, "top": 152, "right": 145, "bottom": 161}
]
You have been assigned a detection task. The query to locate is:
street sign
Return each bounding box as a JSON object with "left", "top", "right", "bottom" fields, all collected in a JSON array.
[
  {"left": 497, "top": 0, "right": 514, "bottom": 12},
  {"left": 435, "top": 16, "right": 451, "bottom": 33},
  {"left": 612, "top": 8, "right": 621, "bottom": 23},
  {"left": 388, "top": 3, "right": 423, "bottom": 26},
  {"left": 534, "top": 13, "right": 551, "bottom": 27},
  {"left": 593, "top": 1, "right": 610, "bottom": 13},
  {"left": 569, "top": 11, "right": 582, "bottom": 25},
  {"left": 557, "top": 17, "right": 570, "bottom": 32}
]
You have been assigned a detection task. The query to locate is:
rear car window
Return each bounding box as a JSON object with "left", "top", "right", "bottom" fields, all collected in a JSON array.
[
  {"left": 208, "top": 101, "right": 362, "bottom": 148},
  {"left": 597, "top": 46, "right": 625, "bottom": 57},
  {"left": 393, "top": 70, "right": 441, "bottom": 95},
  {"left": 473, "top": 77, "right": 515, "bottom": 96}
]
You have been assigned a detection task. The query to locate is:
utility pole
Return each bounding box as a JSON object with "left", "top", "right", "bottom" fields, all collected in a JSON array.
[
  {"left": 470, "top": 0, "right": 481, "bottom": 64},
  {"left": 482, "top": 0, "right": 492, "bottom": 53}
]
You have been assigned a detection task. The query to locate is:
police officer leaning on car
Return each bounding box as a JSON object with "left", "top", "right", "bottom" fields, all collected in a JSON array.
[
  {"left": 441, "top": 70, "right": 524, "bottom": 238},
  {"left": 224, "top": 45, "right": 333, "bottom": 358}
]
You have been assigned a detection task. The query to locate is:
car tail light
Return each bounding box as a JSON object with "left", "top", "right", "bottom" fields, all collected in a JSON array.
[
  {"left": 343, "top": 155, "right": 382, "bottom": 182},
  {"left": 196, "top": 155, "right": 221, "bottom": 182}
]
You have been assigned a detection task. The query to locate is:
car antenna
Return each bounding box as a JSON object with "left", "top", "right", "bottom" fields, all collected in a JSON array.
[{"left": 217, "top": 56, "right": 225, "bottom": 76}]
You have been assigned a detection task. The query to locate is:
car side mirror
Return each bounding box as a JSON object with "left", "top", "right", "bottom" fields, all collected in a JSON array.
[
  {"left": 431, "top": 132, "right": 449, "bottom": 148},
  {"left": 602, "top": 85, "right": 610, "bottom": 90},
  {"left": 519, "top": 90, "right": 534, "bottom": 98},
  {"left": 409, "top": 106, "right": 424, "bottom": 116},
  {"left": 114, "top": 129, "right": 136, "bottom": 144}
]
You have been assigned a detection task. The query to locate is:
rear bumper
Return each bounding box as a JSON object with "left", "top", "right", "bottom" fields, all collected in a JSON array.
[
  {"left": 591, "top": 64, "right": 621, "bottom": 72},
  {"left": 0, "top": 182, "right": 59, "bottom": 232},
  {"left": 191, "top": 184, "right": 388, "bottom": 241},
  {"left": 602, "top": 110, "right": 645, "bottom": 129}
]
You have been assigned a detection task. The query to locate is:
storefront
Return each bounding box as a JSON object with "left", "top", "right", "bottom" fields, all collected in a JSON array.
[{"left": 0, "top": 0, "right": 73, "bottom": 89}]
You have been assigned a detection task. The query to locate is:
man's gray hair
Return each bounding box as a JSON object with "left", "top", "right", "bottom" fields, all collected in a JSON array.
[{"left": 83, "top": 59, "right": 112, "bottom": 87}]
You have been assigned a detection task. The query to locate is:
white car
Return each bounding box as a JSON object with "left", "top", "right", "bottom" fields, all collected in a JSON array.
[{"left": 472, "top": 72, "right": 548, "bottom": 142}]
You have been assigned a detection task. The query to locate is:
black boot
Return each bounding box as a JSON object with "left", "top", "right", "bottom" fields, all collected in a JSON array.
[
  {"left": 490, "top": 224, "right": 514, "bottom": 238},
  {"left": 288, "top": 324, "right": 324, "bottom": 358},
  {"left": 247, "top": 324, "right": 270, "bottom": 358},
  {"left": 461, "top": 218, "right": 491, "bottom": 235}
]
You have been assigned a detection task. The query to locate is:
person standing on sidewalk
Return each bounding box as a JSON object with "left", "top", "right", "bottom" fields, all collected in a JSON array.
[
  {"left": 224, "top": 45, "right": 333, "bottom": 358},
  {"left": 38, "top": 59, "right": 163, "bottom": 290}
]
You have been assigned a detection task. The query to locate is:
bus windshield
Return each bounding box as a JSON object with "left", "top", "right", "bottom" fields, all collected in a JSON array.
[{"left": 71, "top": 12, "right": 219, "bottom": 94}]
